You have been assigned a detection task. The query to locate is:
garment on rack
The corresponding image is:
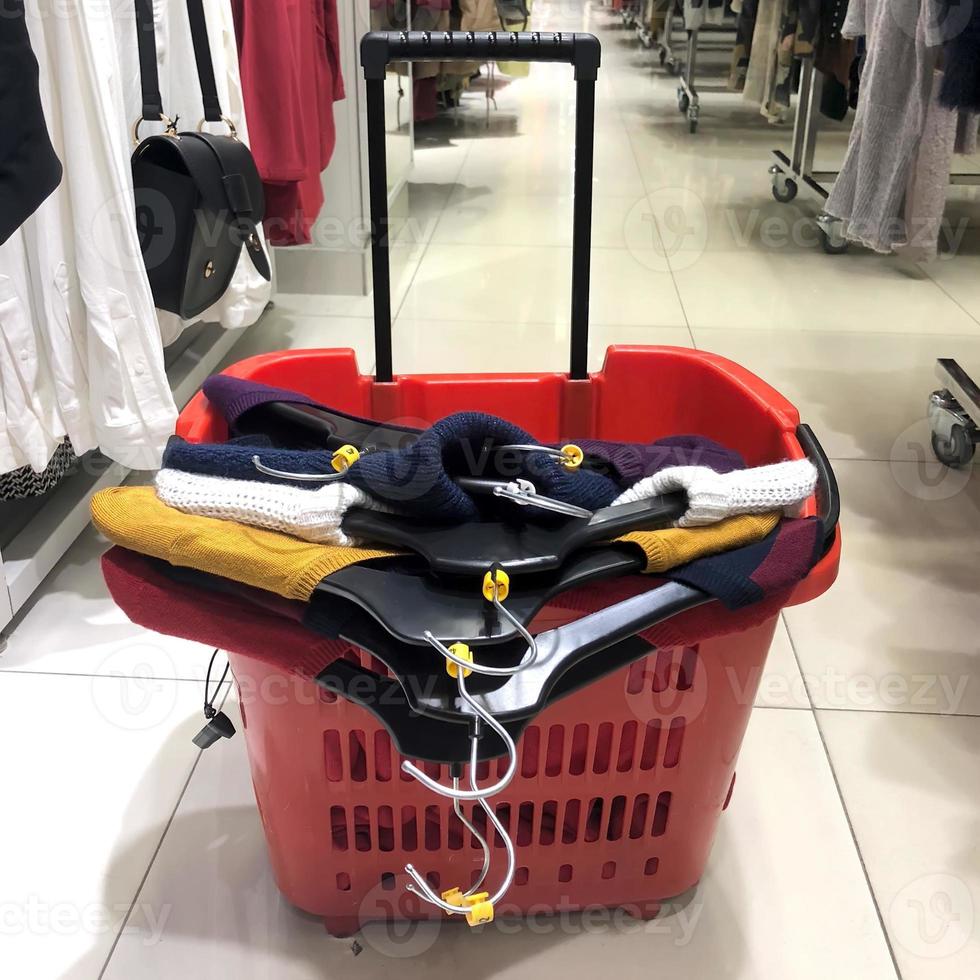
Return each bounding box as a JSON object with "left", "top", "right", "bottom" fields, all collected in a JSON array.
[
  {"left": 743, "top": 0, "right": 820, "bottom": 124},
  {"left": 230, "top": 0, "right": 345, "bottom": 246},
  {"left": 1, "top": 0, "right": 270, "bottom": 477},
  {"left": 102, "top": 546, "right": 351, "bottom": 680},
  {"left": 91, "top": 486, "right": 400, "bottom": 600},
  {"left": 824, "top": 0, "right": 971, "bottom": 256},
  {"left": 0, "top": 231, "right": 64, "bottom": 473},
  {"left": 614, "top": 458, "right": 817, "bottom": 526},
  {"left": 618, "top": 512, "right": 781, "bottom": 573},
  {"left": 0, "top": 438, "right": 75, "bottom": 501},
  {"left": 684, "top": 0, "right": 726, "bottom": 31},
  {"left": 894, "top": 68, "right": 960, "bottom": 261},
  {"left": 6, "top": 3, "right": 179, "bottom": 472},
  {"left": 815, "top": 0, "right": 857, "bottom": 92},
  {"left": 154, "top": 468, "right": 390, "bottom": 545},
  {"left": 937, "top": 0, "right": 980, "bottom": 111},
  {"left": 729, "top": 0, "right": 758, "bottom": 91},
  {"left": 0, "top": 0, "right": 61, "bottom": 248}
]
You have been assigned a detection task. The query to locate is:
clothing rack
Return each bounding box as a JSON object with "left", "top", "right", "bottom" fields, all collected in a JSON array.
[
  {"left": 619, "top": 1, "right": 735, "bottom": 134},
  {"left": 769, "top": 60, "right": 980, "bottom": 254},
  {"left": 673, "top": 20, "right": 737, "bottom": 133}
]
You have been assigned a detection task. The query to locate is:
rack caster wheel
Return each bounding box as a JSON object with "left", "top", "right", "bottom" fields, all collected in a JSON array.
[
  {"left": 819, "top": 228, "right": 849, "bottom": 254},
  {"left": 771, "top": 176, "right": 797, "bottom": 203},
  {"left": 815, "top": 214, "right": 848, "bottom": 254},
  {"left": 931, "top": 427, "right": 976, "bottom": 468},
  {"left": 678, "top": 91, "right": 690, "bottom": 113}
]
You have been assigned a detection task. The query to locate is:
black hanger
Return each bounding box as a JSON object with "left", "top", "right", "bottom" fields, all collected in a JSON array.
[
  {"left": 316, "top": 580, "right": 709, "bottom": 760},
  {"left": 340, "top": 492, "right": 687, "bottom": 576},
  {"left": 312, "top": 544, "right": 644, "bottom": 645},
  {"left": 234, "top": 400, "right": 421, "bottom": 452},
  {"left": 320, "top": 579, "right": 710, "bottom": 725}
]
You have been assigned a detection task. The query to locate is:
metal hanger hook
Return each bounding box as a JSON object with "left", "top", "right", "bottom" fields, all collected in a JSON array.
[
  {"left": 400, "top": 672, "right": 518, "bottom": 801},
  {"left": 251, "top": 443, "right": 359, "bottom": 483}
]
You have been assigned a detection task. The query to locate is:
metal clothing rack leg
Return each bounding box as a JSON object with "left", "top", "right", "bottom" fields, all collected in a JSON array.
[
  {"left": 672, "top": 22, "right": 737, "bottom": 134},
  {"left": 768, "top": 59, "right": 848, "bottom": 254}
]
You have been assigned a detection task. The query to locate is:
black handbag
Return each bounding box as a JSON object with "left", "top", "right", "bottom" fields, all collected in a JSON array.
[{"left": 130, "top": 0, "right": 270, "bottom": 320}]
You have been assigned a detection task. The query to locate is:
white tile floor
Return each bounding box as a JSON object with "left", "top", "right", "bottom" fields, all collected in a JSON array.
[{"left": 2, "top": 1, "right": 980, "bottom": 977}]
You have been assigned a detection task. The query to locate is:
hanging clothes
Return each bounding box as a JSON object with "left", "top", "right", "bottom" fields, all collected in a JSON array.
[
  {"left": 1, "top": 0, "right": 270, "bottom": 476},
  {"left": 231, "top": 0, "right": 345, "bottom": 247},
  {"left": 0, "top": 0, "right": 61, "bottom": 247},
  {"left": 936, "top": 0, "right": 980, "bottom": 111},
  {"left": 10, "top": 2, "right": 178, "bottom": 472},
  {"left": 825, "top": 0, "right": 974, "bottom": 256},
  {"left": 743, "top": 0, "right": 819, "bottom": 123},
  {"left": 729, "top": 0, "right": 758, "bottom": 91},
  {"left": 683, "top": 0, "right": 726, "bottom": 31},
  {"left": 0, "top": 232, "right": 64, "bottom": 473}
]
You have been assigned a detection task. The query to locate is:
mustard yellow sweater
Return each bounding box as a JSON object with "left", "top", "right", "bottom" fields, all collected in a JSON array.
[
  {"left": 91, "top": 486, "right": 780, "bottom": 601},
  {"left": 617, "top": 512, "right": 780, "bottom": 572},
  {"left": 90, "top": 486, "right": 399, "bottom": 601}
]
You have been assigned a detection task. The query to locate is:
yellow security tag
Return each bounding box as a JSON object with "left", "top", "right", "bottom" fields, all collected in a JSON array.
[
  {"left": 560, "top": 443, "right": 584, "bottom": 470},
  {"left": 464, "top": 893, "right": 494, "bottom": 927},
  {"left": 482, "top": 568, "right": 510, "bottom": 603},
  {"left": 441, "top": 887, "right": 464, "bottom": 906},
  {"left": 331, "top": 444, "right": 360, "bottom": 472},
  {"left": 446, "top": 642, "right": 473, "bottom": 679}
]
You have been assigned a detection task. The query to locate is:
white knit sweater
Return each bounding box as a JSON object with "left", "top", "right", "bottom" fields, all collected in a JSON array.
[
  {"left": 614, "top": 458, "right": 818, "bottom": 527},
  {"left": 154, "top": 469, "right": 388, "bottom": 546}
]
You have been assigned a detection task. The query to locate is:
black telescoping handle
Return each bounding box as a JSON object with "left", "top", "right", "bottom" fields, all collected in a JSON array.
[
  {"left": 361, "top": 31, "right": 600, "bottom": 382},
  {"left": 360, "top": 30, "right": 601, "bottom": 80}
]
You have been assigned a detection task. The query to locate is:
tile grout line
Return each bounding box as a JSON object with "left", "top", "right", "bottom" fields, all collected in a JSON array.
[
  {"left": 616, "top": 98, "right": 697, "bottom": 347},
  {"left": 97, "top": 672, "right": 232, "bottom": 979},
  {"left": 922, "top": 266, "right": 980, "bottom": 334},
  {"left": 778, "top": 611, "right": 815, "bottom": 710},
  {"left": 809, "top": 707, "right": 906, "bottom": 980},
  {"left": 781, "top": 614, "right": 905, "bottom": 980}
]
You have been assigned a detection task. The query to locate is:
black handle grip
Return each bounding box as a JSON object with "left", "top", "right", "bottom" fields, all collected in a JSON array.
[
  {"left": 360, "top": 30, "right": 601, "bottom": 81},
  {"left": 795, "top": 424, "right": 839, "bottom": 552},
  {"left": 361, "top": 30, "right": 599, "bottom": 382}
]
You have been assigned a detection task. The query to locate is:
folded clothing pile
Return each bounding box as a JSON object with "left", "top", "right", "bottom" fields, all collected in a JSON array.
[{"left": 94, "top": 374, "right": 823, "bottom": 684}]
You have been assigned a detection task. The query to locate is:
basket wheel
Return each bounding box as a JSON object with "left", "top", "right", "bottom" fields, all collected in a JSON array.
[{"left": 931, "top": 426, "right": 976, "bottom": 468}]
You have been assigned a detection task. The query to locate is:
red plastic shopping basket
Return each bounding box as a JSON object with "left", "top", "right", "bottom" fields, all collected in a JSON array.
[{"left": 175, "top": 31, "right": 840, "bottom": 936}]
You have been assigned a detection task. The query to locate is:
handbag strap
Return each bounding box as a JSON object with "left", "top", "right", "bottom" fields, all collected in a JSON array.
[
  {"left": 135, "top": 0, "right": 164, "bottom": 121},
  {"left": 185, "top": 0, "right": 224, "bottom": 122},
  {"left": 134, "top": 0, "right": 224, "bottom": 123}
]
